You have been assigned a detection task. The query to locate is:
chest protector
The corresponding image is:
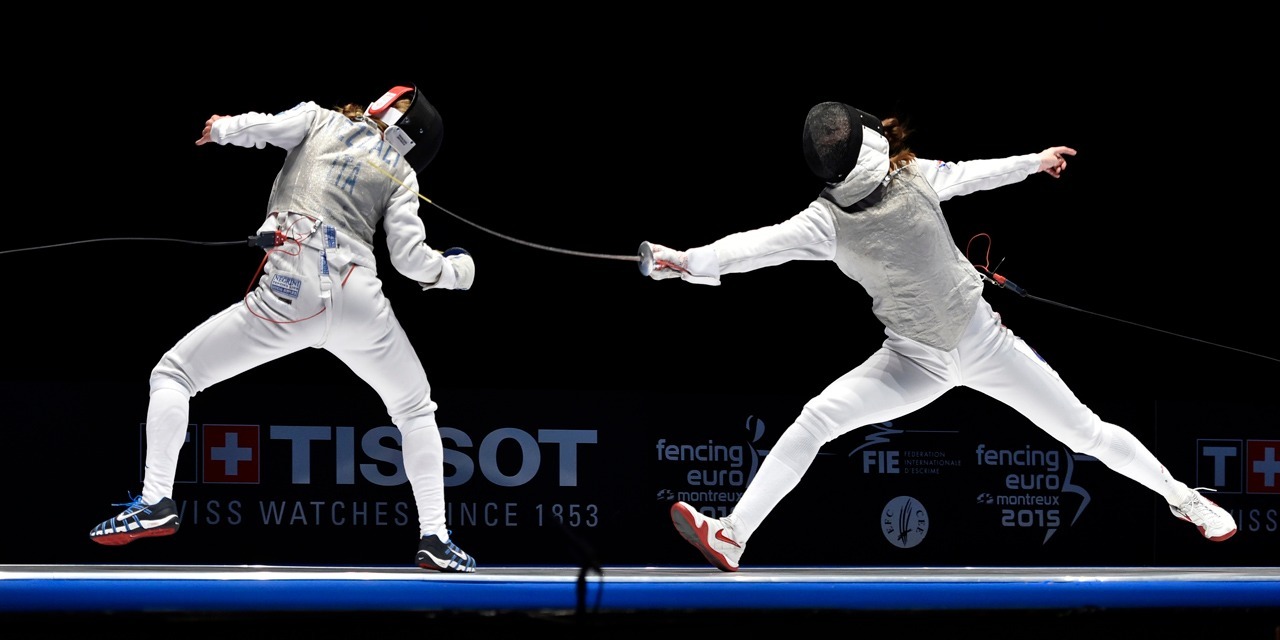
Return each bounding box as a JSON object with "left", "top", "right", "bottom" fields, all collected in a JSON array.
[{"left": 822, "top": 163, "right": 984, "bottom": 350}]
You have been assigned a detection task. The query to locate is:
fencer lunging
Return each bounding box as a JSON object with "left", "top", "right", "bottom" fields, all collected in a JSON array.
[{"left": 647, "top": 101, "right": 1236, "bottom": 571}]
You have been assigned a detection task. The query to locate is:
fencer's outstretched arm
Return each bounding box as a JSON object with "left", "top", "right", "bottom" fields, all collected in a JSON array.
[
  {"left": 194, "top": 102, "right": 322, "bottom": 151},
  {"left": 643, "top": 207, "right": 835, "bottom": 285},
  {"left": 913, "top": 147, "right": 1075, "bottom": 202}
]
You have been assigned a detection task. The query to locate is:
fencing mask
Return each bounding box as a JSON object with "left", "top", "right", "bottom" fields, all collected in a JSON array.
[
  {"left": 802, "top": 102, "right": 890, "bottom": 206},
  {"left": 368, "top": 85, "right": 444, "bottom": 173}
]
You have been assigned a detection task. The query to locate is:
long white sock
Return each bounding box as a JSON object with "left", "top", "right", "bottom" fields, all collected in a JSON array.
[
  {"left": 1089, "top": 422, "right": 1191, "bottom": 505},
  {"left": 141, "top": 387, "right": 191, "bottom": 505},
  {"left": 727, "top": 424, "right": 823, "bottom": 543},
  {"left": 401, "top": 424, "right": 446, "bottom": 538}
]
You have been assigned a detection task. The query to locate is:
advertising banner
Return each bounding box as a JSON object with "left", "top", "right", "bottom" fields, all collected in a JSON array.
[{"left": 12, "top": 382, "right": 1268, "bottom": 568}]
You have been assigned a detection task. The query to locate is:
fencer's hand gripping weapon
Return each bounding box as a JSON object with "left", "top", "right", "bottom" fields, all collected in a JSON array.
[
  {"left": 637, "top": 241, "right": 655, "bottom": 276},
  {"left": 636, "top": 241, "right": 698, "bottom": 279}
]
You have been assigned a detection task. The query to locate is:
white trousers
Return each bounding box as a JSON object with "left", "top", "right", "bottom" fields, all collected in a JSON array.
[
  {"left": 140, "top": 227, "right": 448, "bottom": 539},
  {"left": 729, "top": 297, "right": 1191, "bottom": 541}
]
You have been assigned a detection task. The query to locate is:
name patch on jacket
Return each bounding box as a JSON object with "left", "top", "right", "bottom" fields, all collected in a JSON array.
[{"left": 269, "top": 273, "right": 303, "bottom": 301}]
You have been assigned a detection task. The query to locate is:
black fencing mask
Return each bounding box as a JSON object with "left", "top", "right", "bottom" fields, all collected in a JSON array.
[
  {"left": 368, "top": 85, "right": 444, "bottom": 173},
  {"left": 802, "top": 102, "right": 885, "bottom": 183}
]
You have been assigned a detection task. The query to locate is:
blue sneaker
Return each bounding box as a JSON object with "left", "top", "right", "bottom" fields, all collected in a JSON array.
[
  {"left": 90, "top": 494, "right": 180, "bottom": 546},
  {"left": 416, "top": 532, "right": 476, "bottom": 573}
]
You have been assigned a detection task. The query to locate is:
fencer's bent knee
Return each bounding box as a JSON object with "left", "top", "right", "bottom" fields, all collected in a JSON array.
[
  {"left": 398, "top": 416, "right": 439, "bottom": 438},
  {"left": 150, "top": 356, "right": 196, "bottom": 398},
  {"left": 769, "top": 399, "right": 838, "bottom": 473},
  {"left": 768, "top": 422, "right": 826, "bottom": 475},
  {"left": 795, "top": 404, "right": 843, "bottom": 444}
]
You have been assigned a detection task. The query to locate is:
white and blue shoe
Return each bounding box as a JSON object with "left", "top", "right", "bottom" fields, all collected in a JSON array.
[
  {"left": 416, "top": 531, "right": 476, "bottom": 573},
  {"left": 90, "top": 494, "right": 180, "bottom": 546}
]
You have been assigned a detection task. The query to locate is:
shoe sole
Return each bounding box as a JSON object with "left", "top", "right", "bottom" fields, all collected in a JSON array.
[
  {"left": 1170, "top": 500, "right": 1237, "bottom": 542},
  {"left": 90, "top": 525, "right": 179, "bottom": 546},
  {"left": 415, "top": 554, "right": 475, "bottom": 573},
  {"left": 415, "top": 544, "right": 476, "bottom": 573},
  {"left": 1169, "top": 515, "right": 1237, "bottom": 542},
  {"left": 669, "top": 503, "right": 737, "bottom": 572},
  {"left": 1198, "top": 523, "right": 1236, "bottom": 542},
  {"left": 1206, "top": 529, "right": 1236, "bottom": 542},
  {"left": 416, "top": 563, "right": 474, "bottom": 573}
]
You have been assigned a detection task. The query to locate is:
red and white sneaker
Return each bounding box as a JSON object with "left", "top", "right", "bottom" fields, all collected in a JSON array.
[
  {"left": 670, "top": 501, "right": 743, "bottom": 572},
  {"left": 1169, "top": 488, "right": 1236, "bottom": 542}
]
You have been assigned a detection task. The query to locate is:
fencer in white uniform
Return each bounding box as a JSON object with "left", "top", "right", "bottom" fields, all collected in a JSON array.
[
  {"left": 89, "top": 85, "right": 477, "bottom": 572},
  {"left": 649, "top": 102, "right": 1236, "bottom": 572}
]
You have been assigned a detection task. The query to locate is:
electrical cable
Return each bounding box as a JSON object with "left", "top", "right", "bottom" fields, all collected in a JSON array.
[
  {"left": 966, "top": 233, "right": 1278, "bottom": 364},
  {"left": 366, "top": 159, "right": 642, "bottom": 264},
  {"left": 4, "top": 182, "right": 1271, "bottom": 365},
  {"left": 1, "top": 159, "right": 646, "bottom": 264},
  {"left": 0, "top": 237, "right": 243, "bottom": 255}
]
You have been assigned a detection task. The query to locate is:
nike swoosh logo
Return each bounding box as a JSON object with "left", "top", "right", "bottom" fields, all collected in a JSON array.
[
  {"left": 424, "top": 548, "right": 468, "bottom": 565},
  {"left": 423, "top": 550, "right": 452, "bottom": 566},
  {"left": 715, "top": 529, "right": 740, "bottom": 548}
]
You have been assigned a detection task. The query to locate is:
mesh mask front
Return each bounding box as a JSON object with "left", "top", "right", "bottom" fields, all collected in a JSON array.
[{"left": 802, "top": 102, "right": 885, "bottom": 183}]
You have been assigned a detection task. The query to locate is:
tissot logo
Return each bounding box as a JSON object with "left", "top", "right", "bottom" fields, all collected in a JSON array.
[
  {"left": 142, "top": 424, "right": 596, "bottom": 488},
  {"left": 1196, "top": 438, "right": 1280, "bottom": 495},
  {"left": 1247, "top": 440, "right": 1280, "bottom": 494},
  {"left": 203, "top": 424, "right": 260, "bottom": 484}
]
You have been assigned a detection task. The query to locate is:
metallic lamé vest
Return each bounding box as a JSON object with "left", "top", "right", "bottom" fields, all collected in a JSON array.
[
  {"left": 265, "top": 110, "right": 411, "bottom": 251},
  {"left": 822, "top": 163, "right": 984, "bottom": 350}
]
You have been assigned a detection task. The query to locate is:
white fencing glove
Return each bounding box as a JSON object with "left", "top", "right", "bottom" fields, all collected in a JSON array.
[
  {"left": 422, "top": 248, "right": 474, "bottom": 291},
  {"left": 443, "top": 247, "right": 474, "bottom": 290},
  {"left": 646, "top": 243, "right": 690, "bottom": 280},
  {"left": 642, "top": 242, "right": 720, "bottom": 285}
]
